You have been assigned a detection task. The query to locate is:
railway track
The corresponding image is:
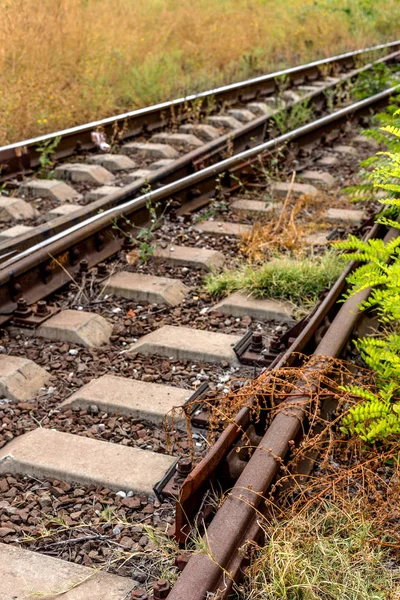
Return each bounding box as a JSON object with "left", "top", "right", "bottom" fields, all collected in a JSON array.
[
  {"left": 0, "top": 41, "right": 399, "bottom": 262},
  {"left": 0, "top": 46, "right": 398, "bottom": 599}
]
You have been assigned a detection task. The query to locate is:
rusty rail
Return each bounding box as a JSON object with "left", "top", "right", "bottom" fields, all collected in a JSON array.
[{"left": 167, "top": 225, "right": 399, "bottom": 599}]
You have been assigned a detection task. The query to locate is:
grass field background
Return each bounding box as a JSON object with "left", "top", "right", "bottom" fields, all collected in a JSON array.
[{"left": 1, "top": 0, "right": 400, "bottom": 144}]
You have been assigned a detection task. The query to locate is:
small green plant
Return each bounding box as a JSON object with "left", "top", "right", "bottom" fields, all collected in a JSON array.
[
  {"left": 271, "top": 97, "right": 314, "bottom": 135},
  {"left": 194, "top": 200, "right": 228, "bottom": 222},
  {"left": 351, "top": 62, "right": 394, "bottom": 101},
  {"left": 112, "top": 195, "right": 171, "bottom": 263},
  {"left": 36, "top": 135, "right": 61, "bottom": 178}
]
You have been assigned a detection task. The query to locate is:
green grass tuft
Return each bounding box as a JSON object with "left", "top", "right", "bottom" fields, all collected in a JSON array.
[
  {"left": 238, "top": 501, "right": 399, "bottom": 600},
  {"left": 205, "top": 252, "right": 342, "bottom": 311}
]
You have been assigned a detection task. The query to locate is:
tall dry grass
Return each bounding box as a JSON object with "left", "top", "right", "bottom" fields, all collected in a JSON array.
[{"left": 1, "top": 0, "right": 400, "bottom": 144}]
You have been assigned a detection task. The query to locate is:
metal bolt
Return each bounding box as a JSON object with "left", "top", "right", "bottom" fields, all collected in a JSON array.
[
  {"left": 97, "top": 263, "right": 108, "bottom": 277},
  {"left": 79, "top": 259, "right": 89, "bottom": 274},
  {"left": 35, "top": 300, "right": 50, "bottom": 316},
  {"left": 17, "top": 298, "right": 27, "bottom": 310},
  {"left": 153, "top": 579, "right": 171, "bottom": 599},
  {"left": 269, "top": 334, "right": 281, "bottom": 351},
  {"left": 177, "top": 457, "right": 192, "bottom": 478},
  {"left": 131, "top": 590, "right": 148, "bottom": 600},
  {"left": 250, "top": 332, "right": 263, "bottom": 353},
  {"left": 15, "top": 297, "right": 32, "bottom": 317}
]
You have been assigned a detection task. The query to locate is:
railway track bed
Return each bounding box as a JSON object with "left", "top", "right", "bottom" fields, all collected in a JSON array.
[{"left": 0, "top": 44, "right": 399, "bottom": 599}]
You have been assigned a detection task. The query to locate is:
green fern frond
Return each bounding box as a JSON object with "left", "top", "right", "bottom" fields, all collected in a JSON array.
[{"left": 381, "top": 124, "right": 400, "bottom": 138}]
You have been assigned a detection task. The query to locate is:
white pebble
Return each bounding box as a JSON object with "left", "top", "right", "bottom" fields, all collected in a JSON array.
[
  {"left": 69, "top": 349, "right": 79, "bottom": 356},
  {"left": 116, "top": 490, "right": 126, "bottom": 498}
]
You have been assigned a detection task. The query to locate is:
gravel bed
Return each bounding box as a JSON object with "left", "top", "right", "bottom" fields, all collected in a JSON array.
[
  {"left": 0, "top": 396, "right": 210, "bottom": 457},
  {"left": 0, "top": 473, "right": 176, "bottom": 581}
]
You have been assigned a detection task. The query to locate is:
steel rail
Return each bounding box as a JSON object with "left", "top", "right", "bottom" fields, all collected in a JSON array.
[
  {"left": 0, "top": 86, "right": 397, "bottom": 322},
  {"left": 2, "top": 49, "right": 399, "bottom": 260},
  {"left": 167, "top": 225, "right": 399, "bottom": 600},
  {"left": 1, "top": 39, "right": 399, "bottom": 177},
  {"left": 170, "top": 218, "right": 383, "bottom": 543}
]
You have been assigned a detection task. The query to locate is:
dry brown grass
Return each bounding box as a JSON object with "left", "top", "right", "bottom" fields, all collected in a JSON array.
[{"left": 1, "top": 0, "right": 400, "bottom": 144}]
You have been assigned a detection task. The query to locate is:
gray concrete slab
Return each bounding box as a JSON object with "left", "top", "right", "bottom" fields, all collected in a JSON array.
[
  {"left": 105, "top": 271, "right": 190, "bottom": 306},
  {"left": 271, "top": 181, "right": 318, "bottom": 198},
  {"left": 283, "top": 90, "right": 302, "bottom": 103},
  {"left": 299, "top": 170, "right": 335, "bottom": 187},
  {"left": 0, "top": 543, "right": 134, "bottom": 600},
  {"left": 36, "top": 309, "right": 112, "bottom": 347},
  {"left": 0, "top": 355, "right": 50, "bottom": 402},
  {"left": 231, "top": 199, "right": 278, "bottom": 214},
  {"left": 179, "top": 123, "right": 220, "bottom": 141},
  {"left": 148, "top": 158, "right": 175, "bottom": 170},
  {"left": 0, "top": 196, "right": 38, "bottom": 221},
  {"left": 332, "top": 144, "right": 359, "bottom": 157},
  {"left": 227, "top": 108, "right": 256, "bottom": 122},
  {"left": 125, "top": 169, "right": 154, "bottom": 182},
  {"left": 0, "top": 428, "right": 175, "bottom": 494},
  {"left": 195, "top": 220, "right": 252, "bottom": 237},
  {"left": 87, "top": 153, "right": 136, "bottom": 171},
  {"left": 152, "top": 132, "right": 203, "bottom": 150},
  {"left": 264, "top": 96, "right": 280, "bottom": 108},
  {"left": 317, "top": 155, "right": 339, "bottom": 167},
  {"left": 214, "top": 292, "right": 294, "bottom": 322},
  {"left": 0, "top": 224, "right": 34, "bottom": 242},
  {"left": 86, "top": 185, "right": 122, "bottom": 201},
  {"left": 44, "top": 204, "right": 81, "bottom": 221},
  {"left": 54, "top": 164, "right": 115, "bottom": 185},
  {"left": 153, "top": 244, "right": 225, "bottom": 270},
  {"left": 206, "top": 115, "right": 242, "bottom": 130},
  {"left": 246, "top": 102, "right": 274, "bottom": 116},
  {"left": 129, "top": 325, "right": 240, "bottom": 365},
  {"left": 19, "top": 179, "right": 82, "bottom": 203},
  {"left": 61, "top": 375, "right": 188, "bottom": 425},
  {"left": 121, "top": 142, "right": 178, "bottom": 159},
  {"left": 325, "top": 208, "right": 365, "bottom": 225},
  {"left": 352, "top": 134, "right": 378, "bottom": 149}
]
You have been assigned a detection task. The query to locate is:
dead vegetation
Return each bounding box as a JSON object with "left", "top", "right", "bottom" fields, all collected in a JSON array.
[{"left": 173, "top": 357, "right": 400, "bottom": 599}]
